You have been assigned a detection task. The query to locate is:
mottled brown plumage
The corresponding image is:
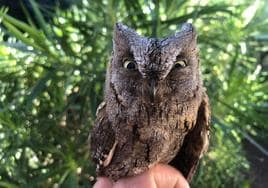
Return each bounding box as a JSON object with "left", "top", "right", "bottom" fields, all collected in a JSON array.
[{"left": 89, "top": 23, "right": 210, "bottom": 182}]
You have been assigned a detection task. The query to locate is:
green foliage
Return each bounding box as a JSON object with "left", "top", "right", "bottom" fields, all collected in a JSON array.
[{"left": 0, "top": 0, "right": 267, "bottom": 187}]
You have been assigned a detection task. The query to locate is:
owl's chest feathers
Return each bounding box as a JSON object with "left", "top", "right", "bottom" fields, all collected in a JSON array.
[
  {"left": 103, "top": 94, "right": 202, "bottom": 169},
  {"left": 105, "top": 81, "right": 203, "bottom": 153},
  {"left": 107, "top": 91, "right": 201, "bottom": 135}
]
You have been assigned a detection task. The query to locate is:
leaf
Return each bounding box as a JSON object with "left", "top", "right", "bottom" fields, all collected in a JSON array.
[
  {"left": 164, "top": 0, "right": 188, "bottom": 17},
  {"left": 62, "top": 171, "right": 78, "bottom": 188},
  {"left": 2, "top": 21, "right": 43, "bottom": 51},
  {"left": 0, "top": 42, "right": 33, "bottom": 52},
  {"left": 19, "top": 0, "right": 36, "bottom": 27},
  {"left": 25, "top": 69, "right": 56, "bottom": 108},
  {"left": 58, "top": 169, "right": 71, "bottom": 187},
  {"left": 29, "top": 165, "right": 67, "bottom": 183},
  {"left": 28, "top": 0, "right": 51, "bottom": 38},
  {"left": 162, "top": 5, "right": 233, "bottom": 25},
  {"left": 0, "top": 182, "right": 18, "bottom": 188},
  {"left": 0, "top": 12, "right": 42, "bottom": 40},
  {"left": 140, "top": 4, "right": 233, "bottom": 27}
]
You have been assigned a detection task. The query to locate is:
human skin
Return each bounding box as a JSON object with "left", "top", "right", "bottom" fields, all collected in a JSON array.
[{"left": 93, "top": 164, "right": 190, "bottom": 188}]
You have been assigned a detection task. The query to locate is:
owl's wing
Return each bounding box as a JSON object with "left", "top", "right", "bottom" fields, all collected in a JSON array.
[
  {"left": 169, "top": 93, "right": 210, "bottom": 182},
  {"left": 89, "top": 102, "right": 117, "bottom": 172}
]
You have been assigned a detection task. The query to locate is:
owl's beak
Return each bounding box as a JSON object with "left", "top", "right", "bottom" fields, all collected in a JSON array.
[{"left": 149, "top": 79, "right": 157, "bottom": 101}]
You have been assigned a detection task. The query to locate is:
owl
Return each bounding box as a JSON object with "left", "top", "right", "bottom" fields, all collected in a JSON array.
[{"left": 89, "top": 23, "right": 210, "bottom": 182}]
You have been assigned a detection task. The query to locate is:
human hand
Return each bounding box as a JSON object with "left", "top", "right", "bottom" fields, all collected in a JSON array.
[{"left": 93, "top": 164, "right": 190, "bottom": 188}]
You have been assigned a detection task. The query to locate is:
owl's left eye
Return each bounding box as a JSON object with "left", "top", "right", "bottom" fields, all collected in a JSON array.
[
  {"left": 123, "top": 60, "right": 137, "bottom": 70},
  {"left": 174, "top": 60, "right": 187, "bottom": 69}
]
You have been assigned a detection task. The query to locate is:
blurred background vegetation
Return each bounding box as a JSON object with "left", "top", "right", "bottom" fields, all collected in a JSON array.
[{"left": 0, "top": 0, "right": 267, "bottom": 187}]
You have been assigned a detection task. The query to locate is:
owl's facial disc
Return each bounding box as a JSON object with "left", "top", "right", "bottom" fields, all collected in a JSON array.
[{"left": 112, "top": 23, "right": 198, "bottom": 102}]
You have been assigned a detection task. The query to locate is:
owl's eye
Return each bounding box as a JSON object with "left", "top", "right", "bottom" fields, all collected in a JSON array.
[
  {"left": 123, "top": 60, "right": 137, "bottom": 70},
  {"left": 174, "top": 60, "right": 187, "bottom": 69}
]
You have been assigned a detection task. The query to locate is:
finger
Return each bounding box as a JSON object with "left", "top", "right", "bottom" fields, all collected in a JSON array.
[
  {"left": 113, "top": 171, "right": 155, "bottom": 188},
  {"left": 151, "top": 164, "right": 190, "bottom": 188},
  {"left": 113, "top": 164, "right": 189, "bottom": 188},
  {"left": 93, "top": 177, "right": 113, "bottom": 188}
]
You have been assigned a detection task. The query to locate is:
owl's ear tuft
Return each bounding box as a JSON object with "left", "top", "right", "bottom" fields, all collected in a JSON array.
[
  {"left": 174, "top": 23, "right": 197, "bottom": 40},
  {"left": 171, "top": 23, "right": 197, "bottom": 49},
  {"left": 181, "top": 23, "right": 196, "bottom": 34},
  {"left": 114, "top": 23, "right": 140, "bottom": 43},
  {"left": 115, "top": 23, "right": 131, "bottom": 33},
  {"left": 113, "top": 23, "right": 139, "bottom": 54},
  {"left": 113, "top": 23, "right": 130, "bottom": 54}
]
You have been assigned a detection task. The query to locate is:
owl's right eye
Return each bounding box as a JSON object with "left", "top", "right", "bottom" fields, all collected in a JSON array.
[
  {"left": 123, "top": 60, "right": 137, "bottom": 70},
  {"left": 174, "top": 60, "right": 187, "bottom": 69}
]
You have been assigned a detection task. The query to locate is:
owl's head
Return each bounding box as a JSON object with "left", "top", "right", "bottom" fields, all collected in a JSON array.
[{"left": 107, "top": 23, "right": 201, "bottom": 104}]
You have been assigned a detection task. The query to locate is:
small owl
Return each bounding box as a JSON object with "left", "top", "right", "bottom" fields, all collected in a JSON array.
[{"left": 89, "top": 23, "right": 210, "bottom": 182}]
